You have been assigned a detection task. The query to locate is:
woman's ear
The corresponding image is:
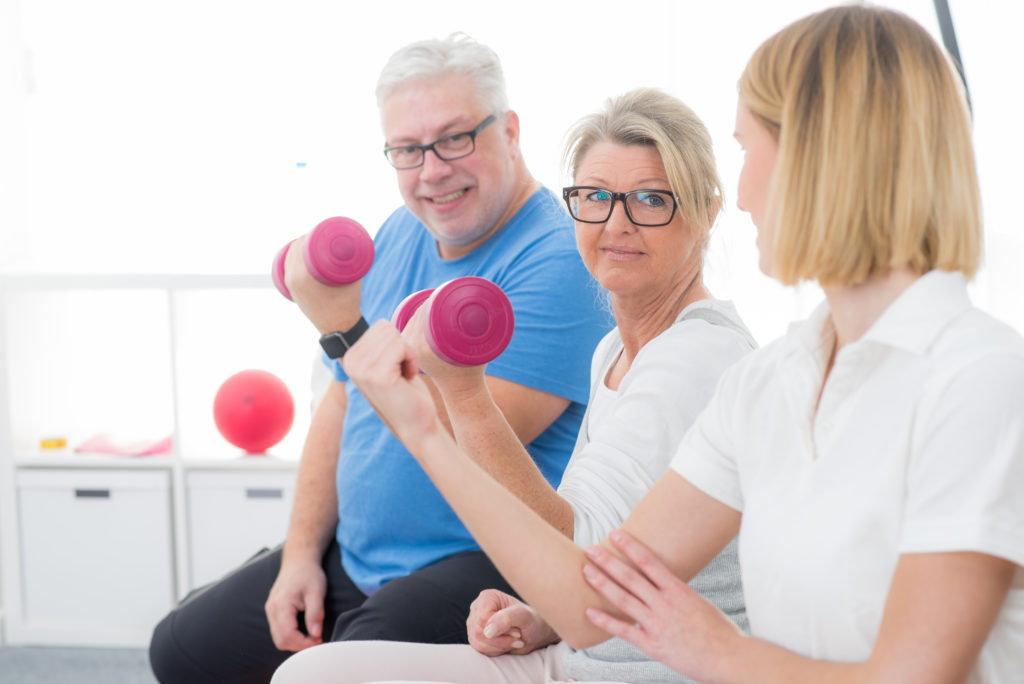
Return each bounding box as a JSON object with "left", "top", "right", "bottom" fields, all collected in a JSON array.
[{"left": 709, "top": 195, "right": 723, "bottom": 223}]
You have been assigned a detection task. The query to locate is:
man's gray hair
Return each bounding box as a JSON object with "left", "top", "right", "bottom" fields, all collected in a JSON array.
[{"left": 376, "top": 33, "right": 509, "bottom": 122}]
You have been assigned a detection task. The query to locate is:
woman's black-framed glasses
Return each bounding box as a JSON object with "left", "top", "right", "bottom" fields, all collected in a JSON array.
[
  {"left": 562, "top": 186, "right": 679, "bottom": 227},
  {"left": 384, "top": 114, "right": 497, "bottom": 169}
]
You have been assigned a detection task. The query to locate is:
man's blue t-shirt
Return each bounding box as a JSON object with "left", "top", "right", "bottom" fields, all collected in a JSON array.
[{"left": 327, "top": 187, "right": 612, "bottom": 593}]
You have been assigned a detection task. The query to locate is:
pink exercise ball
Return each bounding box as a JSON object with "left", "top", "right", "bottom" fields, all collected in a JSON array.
[{"left": 213, "top": 369, "right": 294, "bottom": 453}]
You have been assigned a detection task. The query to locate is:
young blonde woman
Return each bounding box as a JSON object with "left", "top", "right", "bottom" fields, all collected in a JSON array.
[
  {"left": 296, "top": 6, "right": 1022, "bottom": 682},
  {"left": 272, "top": 89, "right": 754, "bottom": 683}
]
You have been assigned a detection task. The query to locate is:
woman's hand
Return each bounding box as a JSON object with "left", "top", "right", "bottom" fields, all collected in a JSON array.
[
  {"left": 582, "top": 530, "right": 744, "bottom": 682},
  {"left": 341, "top": 321, "right": 441, "bottom": 445},
  {"left": 398, "top": 294, "right": 488, "bottom": 396},
  {"left": 467, "top": 589, "right": 560, "bottom": 657}
]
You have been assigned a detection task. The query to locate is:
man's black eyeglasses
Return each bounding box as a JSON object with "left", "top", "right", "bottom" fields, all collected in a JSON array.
[
  {"left": 562, "top": 186, "right": 679, "bottom": 227},
  {"left": 384, "top": 114, "right": 497, "bottom": 169}
]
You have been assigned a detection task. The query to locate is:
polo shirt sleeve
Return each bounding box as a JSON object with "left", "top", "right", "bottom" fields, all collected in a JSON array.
[
  {"left": 900, "top": 353, "right": 1024, "bottom": 567},
  {"left": 562, "top": 322, "right": 753, "bottom": 547},
  {"left": 670, "top": 359, "right": 747, "bottom": 513}
]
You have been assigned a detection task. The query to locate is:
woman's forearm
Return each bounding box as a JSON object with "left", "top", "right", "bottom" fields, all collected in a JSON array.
[
  {"left": 440, "top": 378, "right": 575, "bottom": 537},
  {"left": 584, "top": 531, "right": 1013, "bottom": 684},
  {"left": 407, "top": 424, "right": 619, "bottom": 648}
]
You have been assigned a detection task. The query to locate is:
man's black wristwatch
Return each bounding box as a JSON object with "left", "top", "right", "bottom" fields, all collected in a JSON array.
[{"left": 319, "top": 316, "right": 369, "bottom": 359}]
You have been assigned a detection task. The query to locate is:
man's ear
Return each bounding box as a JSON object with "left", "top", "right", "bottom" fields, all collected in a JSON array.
[{"left": 502, "top": 110, "right": 521, "bottom": 157}]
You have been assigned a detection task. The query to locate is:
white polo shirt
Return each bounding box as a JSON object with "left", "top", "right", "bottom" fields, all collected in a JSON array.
[{"left": 672, "top": 270, "right": 1024, "bottom": 682}]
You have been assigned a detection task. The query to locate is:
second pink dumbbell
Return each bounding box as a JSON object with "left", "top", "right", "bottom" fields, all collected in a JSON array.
[
  {"left": 272, "top": 216, "right": 375, "bottom": 300},
  {"left": 393, "top": 277, "right": 515, "bottom": 366}
]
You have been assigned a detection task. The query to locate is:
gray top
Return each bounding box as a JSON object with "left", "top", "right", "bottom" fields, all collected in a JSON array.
[{"left": 559, "top": 300, "right": 754, "bottom": 684}]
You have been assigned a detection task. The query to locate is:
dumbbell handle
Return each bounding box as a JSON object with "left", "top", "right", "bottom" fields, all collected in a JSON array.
[
  {"left": 392, "top": 277, "right": 514, "bottom": 366},
  {"left": 393, "top": 289, "right": 435, "bottom": 332},
  {"left": 273, "top": 217, "right": 374, "bottom": 300}
]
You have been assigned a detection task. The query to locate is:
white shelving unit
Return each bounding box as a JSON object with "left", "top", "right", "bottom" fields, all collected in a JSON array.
[{"left": 0, "top": 273, "right": 317, "bottom": 647}]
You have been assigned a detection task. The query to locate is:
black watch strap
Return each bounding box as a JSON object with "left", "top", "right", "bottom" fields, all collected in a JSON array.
[{"left": 319, "top": 316, "right": 369, "bottom": 359}]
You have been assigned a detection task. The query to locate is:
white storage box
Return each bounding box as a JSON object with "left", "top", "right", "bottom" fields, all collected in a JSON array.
[
  {"left": 16, "top": 468, "right": 174, "bottom": 646},
  {"left": 186, "top": 469, "right": 295, "bottom": 589}
]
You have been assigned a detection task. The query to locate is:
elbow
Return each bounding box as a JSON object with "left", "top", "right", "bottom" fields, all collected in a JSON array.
[
  {"left": 562, "top": 630, "right": 611, "bottom": 651},
  {"left": 551, "top": 614, "right": 613, "bottom": 651}
]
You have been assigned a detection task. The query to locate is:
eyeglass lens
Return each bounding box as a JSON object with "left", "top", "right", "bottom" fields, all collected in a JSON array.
[
  {"left": 386, "top": 132, "right": 476, "bottom": 168},
  {"left": 567, "top": 188, "right": 675, "bottom": 226}
]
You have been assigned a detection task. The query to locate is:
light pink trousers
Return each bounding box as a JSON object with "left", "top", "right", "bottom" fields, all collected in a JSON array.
[{"left": 270, "top": 641, "right": 628, "bottom": 684}]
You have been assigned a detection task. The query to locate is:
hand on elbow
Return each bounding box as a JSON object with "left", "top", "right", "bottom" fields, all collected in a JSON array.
[{"left": 580, "top": 531, "right": 744, "bottom": 680}]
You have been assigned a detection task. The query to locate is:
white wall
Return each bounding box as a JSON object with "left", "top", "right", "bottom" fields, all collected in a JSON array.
[{"left": 5, "top": 0, "right": 1021, "bottom": 343}]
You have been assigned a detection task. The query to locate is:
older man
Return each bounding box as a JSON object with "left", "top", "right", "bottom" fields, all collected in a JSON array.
[{"left": 148, "top": 34, "right": 611, "bottom": 683}]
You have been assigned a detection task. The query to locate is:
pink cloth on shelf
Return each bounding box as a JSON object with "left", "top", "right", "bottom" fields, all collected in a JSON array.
[{"left": 74, "top": 434, "right": 173, "bottom": 456}]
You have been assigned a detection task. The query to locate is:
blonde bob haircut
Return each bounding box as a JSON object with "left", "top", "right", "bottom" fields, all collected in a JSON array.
[
  {"left": 739, "top": 5, "right": 981, "bottom": 285},
  {"left": 563, "top": 88, "right": 723, "bottom": 246}
]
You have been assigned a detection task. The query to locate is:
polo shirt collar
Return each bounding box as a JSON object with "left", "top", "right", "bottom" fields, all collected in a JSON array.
[
  {"left": 786, "top": 269, "right": 971, "bottom": 362},
  {"left": 787, "top": 298, "right": 834, "bottom": 365},
  {"left": 860, "top": 270, "right": 970, "bottom": 354}
]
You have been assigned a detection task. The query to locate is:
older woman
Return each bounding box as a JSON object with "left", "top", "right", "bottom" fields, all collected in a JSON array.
[
  {"left": 272, "top": 89, "right": 755, "bottom": 683},
  {"left": 333, "top": 5, "right": 1022, "bottom": 683}
]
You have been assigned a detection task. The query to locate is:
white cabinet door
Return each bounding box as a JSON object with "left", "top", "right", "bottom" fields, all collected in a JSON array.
[
  {"left": 17, "top": 468, "right": 175, "bottom": 647},
  {"left": 186, "top": 470, "right": 295, "bottom": 589}
]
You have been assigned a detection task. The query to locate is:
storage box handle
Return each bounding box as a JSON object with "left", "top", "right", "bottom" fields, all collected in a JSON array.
[
  {"left": 245, "top": 488, "right": 283, "bottom": 499},
  {"left": 74, "top": 488, "right": 111, "bottom": 499}
]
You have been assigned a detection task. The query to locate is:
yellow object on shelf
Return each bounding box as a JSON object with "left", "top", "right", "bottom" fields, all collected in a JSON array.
[{"left": 39, "top": 437, "right": 68, "bottom": 450}]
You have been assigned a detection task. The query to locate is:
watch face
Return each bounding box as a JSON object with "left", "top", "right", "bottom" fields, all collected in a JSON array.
[
  {"left": 319, "top": 332, "right": 348, "bottom": 359},
  {"left": 319, "top": 318, "right": 369, "bottom": 359}
]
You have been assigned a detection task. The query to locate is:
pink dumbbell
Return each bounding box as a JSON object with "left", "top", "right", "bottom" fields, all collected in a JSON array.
[
  {"left": 272, "top": 216, "right": 375, "bottom": 300},
  {"left": 392, "top": 277, "right": 515, "bottom": 366}
]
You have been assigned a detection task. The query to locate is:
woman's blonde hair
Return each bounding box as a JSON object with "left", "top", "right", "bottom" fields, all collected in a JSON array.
[
  {"left": 563, "top": 88, "right": 723, "bottom": 246},
  {"left": 739, "top": 5, "right": 981, "bottom": 285}
]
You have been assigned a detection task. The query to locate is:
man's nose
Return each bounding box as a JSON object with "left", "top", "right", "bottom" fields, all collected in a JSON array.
[{"left": 418, "top": 147, "right": 454, "bottom": 182}]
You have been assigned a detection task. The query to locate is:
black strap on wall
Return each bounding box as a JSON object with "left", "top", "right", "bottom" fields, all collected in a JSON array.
[{"left": 933, "top": 0, "right": 972, "bottom": 116}]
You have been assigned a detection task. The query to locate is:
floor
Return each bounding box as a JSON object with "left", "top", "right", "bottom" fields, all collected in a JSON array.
[{"left": 0, "top": 645, "right": 156, "bottom": 684}]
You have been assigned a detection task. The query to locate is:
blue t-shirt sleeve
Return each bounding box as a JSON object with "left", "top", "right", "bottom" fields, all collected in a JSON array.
[
  {"left": 325, "top": 351, "right": 347, "bottom": 382},
  {"left": 485, "top": 245, "right": 610, "bottom": 405},
  {"left": 485, "top": 250, "right": 606, "bottom": 403}
]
